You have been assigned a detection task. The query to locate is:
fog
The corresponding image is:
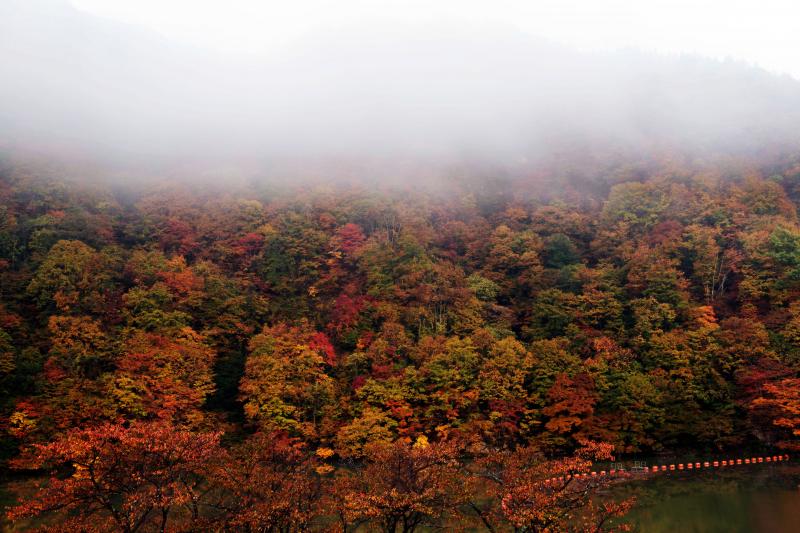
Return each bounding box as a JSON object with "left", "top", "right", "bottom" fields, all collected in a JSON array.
[{"left": 2, "top": 0, "right": 800, "bottom": 178}]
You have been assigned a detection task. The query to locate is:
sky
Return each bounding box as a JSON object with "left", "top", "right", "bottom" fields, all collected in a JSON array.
[
  {"left": 70, "top": 0, "right": 800, "bottom": 79},
  {"left": 3, "top": 0, "right": 800, "bottom": 170}
]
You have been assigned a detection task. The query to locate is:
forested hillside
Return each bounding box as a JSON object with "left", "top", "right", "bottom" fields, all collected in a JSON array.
[
  {"left": 4, "top": 1, "right": 800, "bottom": 530},
  {"left": 2, "top": 153, "right": 800, "bottom": 530}
]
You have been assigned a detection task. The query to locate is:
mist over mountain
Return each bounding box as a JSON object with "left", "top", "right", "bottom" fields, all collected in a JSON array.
[{"left": 2, "top": 0, "right": 800, "bottom": 177}]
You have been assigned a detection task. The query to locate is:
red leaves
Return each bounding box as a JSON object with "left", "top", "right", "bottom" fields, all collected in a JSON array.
[
  {"left": 232, "top": 232, "right": 265, "bottom": 256},
  {"left": 159, "top": 218, "right": 198, "bottom": 256},
  {"left": 328, "top": 293, "right": 367, "bottom": 336},
  {"left": 309, "top": 331, "right": 337, "bottom": 366},
  {"left": 0, "top": 303, "right": 22, "bottom": 329},
  {"left": 7, "top": 426, "right": 634, "bottom": 532},
  {"left": 332, "top": 223, "right": 366, "bottom": 255}
]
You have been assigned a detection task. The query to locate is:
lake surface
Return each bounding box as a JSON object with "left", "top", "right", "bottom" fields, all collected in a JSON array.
[{"left": 615, "top": 462, "right": 800, "bottom": 532}]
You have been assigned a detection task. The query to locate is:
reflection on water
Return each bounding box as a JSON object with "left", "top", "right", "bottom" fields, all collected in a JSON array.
[{"left": 615, "top": 463, "right": 800, "bottom": 533}]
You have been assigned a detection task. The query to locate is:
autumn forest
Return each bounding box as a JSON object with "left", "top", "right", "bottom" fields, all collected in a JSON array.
[{"left": 0, "top": 150, "right": 798, "bottom": 531}]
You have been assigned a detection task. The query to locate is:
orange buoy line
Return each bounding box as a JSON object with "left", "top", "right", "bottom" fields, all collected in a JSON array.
[
  {"left": 540, "top": 454, "right": 790, "bottom": 486},
  {"left": 638, "top": 454, "right": 789, "bottom": 474}
]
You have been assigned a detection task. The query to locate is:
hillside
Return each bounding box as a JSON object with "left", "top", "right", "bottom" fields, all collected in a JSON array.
[{"left": 2, "top": 150, "right": 800, "bottom": 529}]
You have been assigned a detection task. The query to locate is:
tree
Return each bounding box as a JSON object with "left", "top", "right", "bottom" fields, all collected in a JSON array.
[
  {"left": 27, "top": 240, "right": 112, "bottom": 314},
  {"left": 45, "top": 315, "right": 113, "bottom": 379},
  {"left": 332, "top": 223, "right": 367, "bottom": 256},
  {"left": 752, "top": 378, "right": 800, "bottom": 450},
  {"left": 7, "top": 421, "right": 221, "bottom": 532},
  {"left": 0, "top": 328, "right": 15, "bottom": 376},
  {"left": 543, "top": 233, "right": 581, "bottom": 269},
  {"left": 211, "top": 432, "right": 325, "bottom": 531},
  {"left": 409, "top": 337, "right": 481, "bottom": 430},
  {"left": 334, "top": 407, "right": 398, "bottom": 458},
  {"left": 477, "top": 337, "right": 538, "bottom": 443},
  {"left": 239, "top": 322, "right": 335, "bottom": 437},
  {"left": 543, "top": 373, "right": 599, "bottom": 448},
  {"left": 107, "top": 327, "right": 217, "bottom": 425},
  {"left": 331, "top": 437, "right": 467, "bottom": 532},
  {"left": 468, "top": 441, "right": 634, "bottom": 532}
]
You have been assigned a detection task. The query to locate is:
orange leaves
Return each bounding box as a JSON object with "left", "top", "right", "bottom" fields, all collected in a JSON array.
[
  {"left": 7, "top": 421, "right": 222, "bottom": 532},
  {"left": 211, "top": 431, "right": 325, "bottom": 532},
  {"left": 544, "top": 373, "right": 598, "bottom": 438},
  {"left": 7, "top": 426, "right": 634, "bottom": 532},
  {"left": 46, "top": 315, "right": 111, "bottom": 378},
  {"left": 470, "top": 440, "right": 632, "bottom": 532},
  {"left": 330, "top": 438, "right": 468, "bottom": 531},
  {"left": 753, "top": 378, "right": 800, "bottom": 450},
  {"left": 158, "top": 263, "right": 203, "bottom": 297},
  {"left": 110, "top": 328, "right": 216, "bottom": 424},
  {"left": 692, "top": 305, "right": 719, "bottom": 331}
]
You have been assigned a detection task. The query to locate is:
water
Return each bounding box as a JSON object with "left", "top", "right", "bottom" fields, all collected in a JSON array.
[{"left": 615, "top": 463, "right": 800, "bottom": 532}]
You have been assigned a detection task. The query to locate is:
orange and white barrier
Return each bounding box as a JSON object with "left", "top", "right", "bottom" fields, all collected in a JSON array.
[
  {"left": 638, "top": 454, "right": 789, "bottom": 476},
  {"left": 547, "top": 454, "right": 790, "bottom": 486}
]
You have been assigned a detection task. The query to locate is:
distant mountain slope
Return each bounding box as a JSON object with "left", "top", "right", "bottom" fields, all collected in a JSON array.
[{"left": 2, "top": 0, "right": 800, "bottom": 163}]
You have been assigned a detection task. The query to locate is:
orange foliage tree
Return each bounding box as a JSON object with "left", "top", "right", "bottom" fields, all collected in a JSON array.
[
  {"left": 209, "top": 431, "right": 326, "bottom": 531},
  {"left": 752, "top": 378, "right": 800, "bottom": 450},
  {"left": 330, "top": 437, "right": 468, "bottom": 532},
  {"left": 468, "top": 440, "right": 634, "bottom": 532},
  {"left": 7, "top": 421, "right": 222, "bottom": 532}
]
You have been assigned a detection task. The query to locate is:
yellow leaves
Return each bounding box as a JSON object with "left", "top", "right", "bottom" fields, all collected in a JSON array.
[
  {"left": 176, "top": 326, "right": 204, "bottom": 343},
  {"left": 334, "top": 407, "right": 397, "bottom": 458},
  {"left": 307, "top": 286, "right": 318, "bottom": 297},
  {"left": 72, "top": 463, "right": 89, "bottom": 480},
  {"left": 8, "top": 410, "right": 37, "bottom": 438},
  {"left": 256, "top": 223, "right": 276, "bottom": 237},
  {"left": 106, "top": 375, "right": 147, "bottom": 417},
  {"left": 413, "top": 435, "right": 429, "bottom": 449}
]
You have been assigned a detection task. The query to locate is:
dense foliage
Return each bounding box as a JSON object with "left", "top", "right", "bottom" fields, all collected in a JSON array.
[{"left": 2, "top": 152, "right": 800, "bottom": 529}]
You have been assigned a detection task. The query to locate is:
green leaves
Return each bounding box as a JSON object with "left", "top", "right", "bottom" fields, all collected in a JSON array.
[{"left": 768, "top": 226, "right": 800, "bottom": 280}]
